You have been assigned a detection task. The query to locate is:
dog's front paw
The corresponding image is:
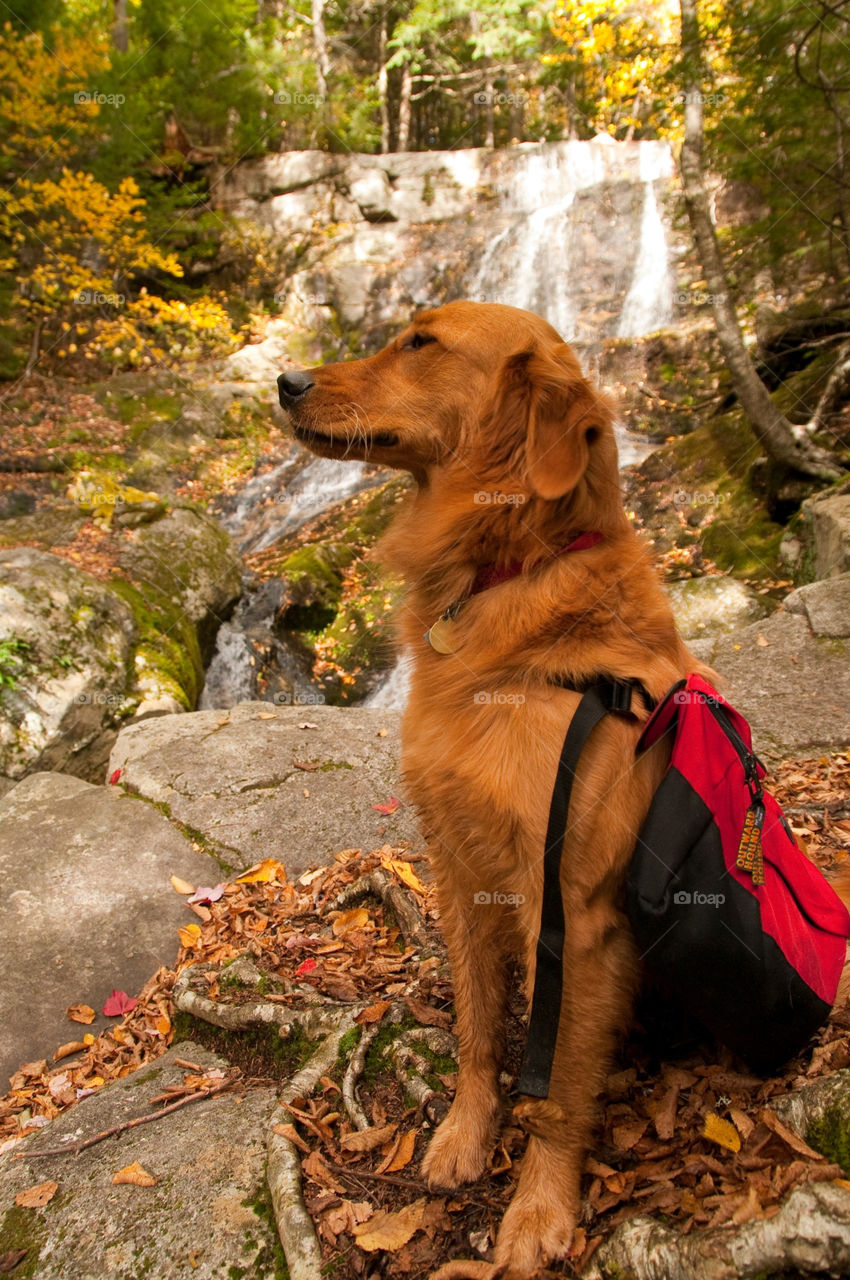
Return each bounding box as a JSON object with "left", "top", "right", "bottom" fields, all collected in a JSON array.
[
  {"left": 421, "top": 1104, "right": 497, "bottom": 1189},
  {"left": 493, "top": 1193, "right": 576, "bottom": 1275}
]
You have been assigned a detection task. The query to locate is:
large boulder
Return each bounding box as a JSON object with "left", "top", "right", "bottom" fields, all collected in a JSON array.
[
  {"left": 0, "top": 1042, "right": 280, "bottom": 1279},
  {"left": 0, "top": 548, "right": 135, "bottom": 780},
  {"left": 109, "top": 703, "right": 419, "bottom": 874},
  {"left": 699, "top": 611, "right": 850, "bottom": 757},
  {"left": 0, "top": 508, "right": 243, "bottom": 780},
  {"left": 783, "top": 572, "right": 850, "bottom": 637},
  {"left": 668, "top": 576, "right": 768, "bottom": 640},
  {"left": 0, "top": 773, "right": 222, "bottom": 1084},
  {"left": 800, "top": 489, "right": 850, "bottom": 579}
]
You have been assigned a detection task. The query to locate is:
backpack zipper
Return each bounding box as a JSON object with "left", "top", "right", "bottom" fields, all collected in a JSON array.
[{"left": 703, "top": 698, "right": 766, "bottom": 885}]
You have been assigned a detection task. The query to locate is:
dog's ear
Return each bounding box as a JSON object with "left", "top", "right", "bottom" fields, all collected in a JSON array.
[{"left": 520, "top": 342, "right": 610, "bottom": 500}]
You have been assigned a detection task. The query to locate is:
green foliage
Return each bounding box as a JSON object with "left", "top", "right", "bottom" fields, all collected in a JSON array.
[{"left": 0, "top": 637, "right": 31, "bottom": 689}]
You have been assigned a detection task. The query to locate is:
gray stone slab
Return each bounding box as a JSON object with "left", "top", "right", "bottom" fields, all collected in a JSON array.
[
  {"left": 783, "top": 572, "right": 850, "bottom": 637},
  {"left": 702, "top": 612, "right": 850, "bottom": 757},
  {"left": 0, "top": 1042, "right": 280, "bottom": 1280},
  {"left": 0, "top": 774, "right": 222, "bottom": 1085},
  {"left": 109, "top": 702, "right": 420, "bottom": 875}
]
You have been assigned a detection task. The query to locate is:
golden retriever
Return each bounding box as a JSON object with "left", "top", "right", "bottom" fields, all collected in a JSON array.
[{"left": 278, "top": 301, "right": 702, "bottom": 1275}]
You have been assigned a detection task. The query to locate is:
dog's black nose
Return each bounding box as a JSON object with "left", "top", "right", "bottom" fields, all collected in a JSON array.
[{"left": 277, "top": 370, "right": 315, "bottom": 407}]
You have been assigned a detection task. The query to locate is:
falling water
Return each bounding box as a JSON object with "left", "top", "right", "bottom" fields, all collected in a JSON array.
[{"left": 617, "top": 181, "right": 673, "bottom": 338}]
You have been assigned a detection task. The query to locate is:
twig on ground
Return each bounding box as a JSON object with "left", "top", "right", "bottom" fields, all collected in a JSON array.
[{"left": 16, "top": 1079, "right": 236, "bottom": 1159}]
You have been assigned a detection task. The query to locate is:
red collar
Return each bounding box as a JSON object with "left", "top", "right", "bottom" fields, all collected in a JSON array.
[{"left": 470, "top": 531, "right": 603, "bottom": 596}]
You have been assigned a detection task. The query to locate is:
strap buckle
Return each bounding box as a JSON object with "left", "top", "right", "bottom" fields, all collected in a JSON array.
[{"left": 599, "top": 677, "right": 638, "bottom": 714}]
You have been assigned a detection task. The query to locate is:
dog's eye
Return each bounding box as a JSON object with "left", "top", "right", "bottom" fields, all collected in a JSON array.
[{"left": 403, "top": 332, "right": 436, "bottom": 351}]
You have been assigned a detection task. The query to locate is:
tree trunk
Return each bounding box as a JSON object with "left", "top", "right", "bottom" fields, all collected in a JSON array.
[
  {"left": 312, "top": 0, "right": 330, "bottom": 102},
  {"left": 484, "top": 72, "right": 495, "bottom": 148},
  {"left": 378, "top": 16, "right": 390, "bottom": 154},
  {"left": 678, "top": 0, "right": 842, "bottom": 481},
  {"left": 113, "top": 0, "right": 128, "bottom": 52},
  {"left": 397, "top": 63, "right": 411, "bottom": 151}
]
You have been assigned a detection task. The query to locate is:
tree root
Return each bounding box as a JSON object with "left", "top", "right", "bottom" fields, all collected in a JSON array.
[
  {"left": 334, "top": 869, "right": 435, "bottom": 953},
  {"left": 342, "top": 1022, "right": 381, "bottom": 1131},
  {"left": 268, "top": 1019, "right": 359, "bottom": 1280},
  {"left": 172, "top": 963, "right": 360, "bottom": 1039},
  {"left": 583, "top": 1181, "right": 850, "bottom": 1280}
]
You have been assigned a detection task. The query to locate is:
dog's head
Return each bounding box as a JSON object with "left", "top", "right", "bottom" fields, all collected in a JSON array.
[{"left": 278, "top": 300, "right": 617, "bottom": 501}]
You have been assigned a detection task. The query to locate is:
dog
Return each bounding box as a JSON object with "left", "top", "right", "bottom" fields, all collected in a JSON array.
[{"left": 278, "top": 301, "right": 704, "bottom": 1275}]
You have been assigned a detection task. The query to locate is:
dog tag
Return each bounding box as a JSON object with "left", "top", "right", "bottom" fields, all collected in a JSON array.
[{"left": 426, "top": 616, "right": 459, "bottom": 654}]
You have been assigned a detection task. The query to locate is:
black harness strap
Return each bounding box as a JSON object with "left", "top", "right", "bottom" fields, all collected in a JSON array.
[{"left": 517, "top": 677, "right": 651, "bottom": 1099}]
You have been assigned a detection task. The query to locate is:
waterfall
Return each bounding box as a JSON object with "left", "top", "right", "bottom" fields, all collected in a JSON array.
[
  {"left": 617, "top": 181, "right": 673, "bottom": 338},
  {"left": 469, "top": 138, "right": 674, "bottom": 344}
]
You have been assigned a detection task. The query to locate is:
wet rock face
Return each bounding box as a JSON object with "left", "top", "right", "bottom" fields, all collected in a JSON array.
[
  {"left": 213, "top": 138, "right": 686, "bottom": 358},
  {"left": 0, "top": 509, "right": 243, "bottom": 781},
  {"left": 0, "top": 548, "right": 136, "bottom": 780}
]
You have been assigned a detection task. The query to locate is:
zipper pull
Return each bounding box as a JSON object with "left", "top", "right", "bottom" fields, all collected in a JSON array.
[{"left": 737, "top": 797, "right": 765, "bottom": 885}]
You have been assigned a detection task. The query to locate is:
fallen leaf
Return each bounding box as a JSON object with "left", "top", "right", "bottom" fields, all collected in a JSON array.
[
  {"left": 732, "top": 1182, "right": 762, "bottom": 1225},
  {"left": 14, "top": 1181, "right": 58, "bottom": 1209},
  {"left": 108, "top": 768, "right": 122, "bottom": 785},
  {"left": 298, "top": 721, "right": 318, "bottom": 730},
  {"left": 273, "top": 1122, "right": 311, "bottom": 1153},
  {"left": 341, "top": 1123, "right": 398, "bottom": 1153},
  {"left": 187, "top": 884, "right": 225, "bottom": 904},
  {"left": 294, "top": 760, "right": 319, "bottom": 771},
  {"left": 756, "top": 633, "right": 770, "bottom": 647},
  {"left": 302, "top": 1150, "right": 347, "bottom": 1193},
  {"left": 112, "top": 1161, "right": 157, "bottom": 1186},
  {"left": 169, "top": 875, "right": 195, "bottom": 895},
  {"left": 382, "top": 1129, "right": 416, "bottom": 1173},
  {"left": 53, "top": 1040, "right": 88, "bottom": 1061},
  {"left": 356, "top": 1001, "right": 391, "bottom": 1025},
  {"left": 257, "top": 711, "right": 276, "bottom": 719},
  {"left": 381, "top": 857, "right": 427, "bottom": 895},
  {"left": 702, "top": 1113, "right": 741, "bottom": 1153},
  {"left": 0, "top": 1249, "right": 27, "bottom": 1271},
  {"left": 177, "top": 923, "right": 202, "bottom": 949},
  {"left": 405, "top": 997, "right": 452, "bottom": 1030},
  {"left": 236, "top": 859, "right": 286, "bottom": 884},
  {"left": 155, "top": 1015, "right": 171, "bottom": 1036},
  {"left": 760, "top": 1108, "right": 823, "bottom": 1159},
  {"left": 66, "top": 1004, "right": 95, "bottom": 1025},
  {"left": 372, "top": 796, "right": 401, "bottom": 815},
  {"left": 332, "top": 907, "right": 370, "bottom": 936},
  {"left": 611, "top": 1118, "right": 648, "bottom": 1151},
  {"left": 295, "top": 958, "right": 317, "bottom": 977},
  {"left": 102, "top": 990, "right": 137, "bottom": 1017},
  {"left": 353, "top": 1197, "right": 426, "bottom": 1251}
]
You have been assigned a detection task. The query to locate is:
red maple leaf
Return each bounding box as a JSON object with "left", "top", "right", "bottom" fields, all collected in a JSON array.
[
  {"left": 372, "top": 796, "right": 401, "bottom": 815},
  {"left": 102, "top": 989, "right": 137, "bottom": 1017},
  {"left": 295, "top": 958, "right": 317, "bottom": 978},
  {"left": 109, "top": 769, "right": 122, "bottom": 786}
]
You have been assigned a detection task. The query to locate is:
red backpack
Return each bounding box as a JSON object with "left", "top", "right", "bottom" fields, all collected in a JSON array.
[
  {"left": 626, "top": 673, "right": 850, "bottom": 1072},
  {"left": 519, "top": 673, "right": 850, "bottom": 1099}
]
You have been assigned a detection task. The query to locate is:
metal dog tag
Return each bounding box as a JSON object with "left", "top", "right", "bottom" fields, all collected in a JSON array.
[{"left": 426, "top": 616, "right": 459, "bottom": 654}]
